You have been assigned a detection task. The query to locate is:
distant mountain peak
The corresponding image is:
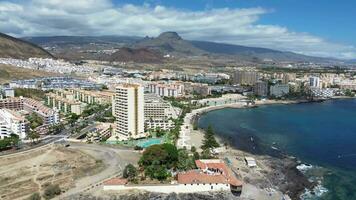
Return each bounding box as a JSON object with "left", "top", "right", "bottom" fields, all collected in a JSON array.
[{"left": 157, "top": 32, "right": 182, "bottom": 41}]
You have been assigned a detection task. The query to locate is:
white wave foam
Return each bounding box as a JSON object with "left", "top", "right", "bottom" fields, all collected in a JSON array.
[
  {"left": 300, "top": 182, "right": 328, "bottom": 200},
  {"left": 297, "top": 163, "right": 313, "bottom": 173}
]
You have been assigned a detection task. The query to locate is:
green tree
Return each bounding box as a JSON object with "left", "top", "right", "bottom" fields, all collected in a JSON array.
[
  {"left": 139, "top": 143, "right": 178, "bottom": 180},
  {"left": 43, "top": 184, "right": 61, "bottom": 200},
  {"left": 68, "top": 113, "right": 79, "bottom": 125},
  {"left": 0, "top": 134, "right": 20, "bottom": 151},
  {"left": 201, "top": 125, "right": 220, "bottom": 150},
  {"left": 193, "top": 151, "right": 200, "bottom": 160},
  {"left": 28, "top": 130, "right": 40, "bottom": 144},
  {"left": 200, "top": 149, "right": 213, "bottom": 159},
  {"left": 123, "top": 164, "right": 138, "bottom": 181},
  {"left": 177, "top": 149, "right": 195, "bottom": 171},
  {"left": 26, "top": 113, "right": 44, "bottom": 129}
]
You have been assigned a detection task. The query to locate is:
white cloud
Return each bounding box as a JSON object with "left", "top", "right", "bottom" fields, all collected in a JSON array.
[{"left": 0, "top": 0, "right": 355, "bottom": 59}]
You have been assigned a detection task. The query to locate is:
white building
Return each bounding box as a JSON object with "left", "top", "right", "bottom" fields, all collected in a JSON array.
[
  {"left": 103, "top": 159, "right": 242, "bottom": 193},
  {"left": 0, "top": 109, "right": 28, "bottom": 139},
  {"left": 113, "top": 84, "right": 145, "bottom": 141},
  {"left": 309, "top": 76, "right": 321, "bottom": 88}
]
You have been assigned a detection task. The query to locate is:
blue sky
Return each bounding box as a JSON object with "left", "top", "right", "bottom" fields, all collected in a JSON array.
[
  {"left": 0, "top": 0, "right": 355, "bottom": 59},
  {"left": 114, "top": 0, "right": 356, "bottom": 46}
]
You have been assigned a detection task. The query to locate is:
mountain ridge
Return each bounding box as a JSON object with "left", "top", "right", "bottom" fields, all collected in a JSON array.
[{"left": 20, "top": 32, "right": 346, "bottom": 63}]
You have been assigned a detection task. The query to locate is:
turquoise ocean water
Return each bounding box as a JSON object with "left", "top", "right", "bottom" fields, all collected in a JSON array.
[{"left": 198, "top": 99, "right": 356, "bottom": 200}]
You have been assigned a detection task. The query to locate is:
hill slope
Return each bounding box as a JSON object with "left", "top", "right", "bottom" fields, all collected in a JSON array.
[
  {"left": 109, "top": 47, "right": 163, "bottom": 63},
  {"left": 0, "top": 33, "right": 53, "bottom": 59}
]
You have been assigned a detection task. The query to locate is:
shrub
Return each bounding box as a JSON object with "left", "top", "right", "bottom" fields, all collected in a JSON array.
[
  {"left": 123, "top": 164, "right": 138, "bottom": 181},
  {"left": 28, "top": 193, "right": 41, "bottom": 200},
  {"left": 43, "top": 184, "right": 61, "bottom": 200}
]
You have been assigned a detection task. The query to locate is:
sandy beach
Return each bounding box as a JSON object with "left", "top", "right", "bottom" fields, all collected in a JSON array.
[{"left": 177, "top": 97, "right": 316, "bottom": 199}]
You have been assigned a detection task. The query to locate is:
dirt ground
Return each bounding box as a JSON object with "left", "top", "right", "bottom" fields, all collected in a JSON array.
[{"left": 0, "top": 144, "right": 105, "bottom": 200}]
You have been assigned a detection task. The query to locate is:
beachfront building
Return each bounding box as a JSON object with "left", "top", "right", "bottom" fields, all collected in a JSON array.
[
  {"left": 269, "top": 84, "right": 290, "bottom": 97},
  {"left": 254, "top": 81, "right": 268, "bottom": 97},
  {"left": 233, "top": 69, "right": 258, "bottom": 86},
  {"left": 103, "top": 159, "right": 243, "bottom": 193},
  {"left": 113, "top": 84, "right": 145, "bottom": 141},
  {"left": 0, "top": 109, "right": 28, "bottom": 139},
  {"left": 309, "top": 76, "right": 321, "bottom": 89},
  {"left": 46, "top": 93, "right": 84, "bottom": 115},
  {"left": 310, "top": 88, "right": 336, "bottom": 98}
]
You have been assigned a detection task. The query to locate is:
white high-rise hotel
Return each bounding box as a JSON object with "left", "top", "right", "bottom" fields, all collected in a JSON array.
[{"left": 114, "top": 84, "right": 145, "bottom": 141}]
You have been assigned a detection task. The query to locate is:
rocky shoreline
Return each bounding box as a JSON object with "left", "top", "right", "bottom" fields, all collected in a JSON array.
[{"left": 188, "top": 98, "right": 324, "bottom": 199}]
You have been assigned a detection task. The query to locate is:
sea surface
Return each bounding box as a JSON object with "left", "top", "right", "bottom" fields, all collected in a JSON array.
[{"left": 198, "top": 99, "right": 356, "bottom": 200}]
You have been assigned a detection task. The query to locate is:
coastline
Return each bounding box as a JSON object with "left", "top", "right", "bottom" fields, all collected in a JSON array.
[{"left": 177, "top": 97, "right": 336, "bottom": 199}]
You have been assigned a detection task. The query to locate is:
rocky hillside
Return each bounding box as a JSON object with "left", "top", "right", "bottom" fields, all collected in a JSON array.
[
  {"left": 0, "top": 33, "right": 53, "bottom": 59},
  {"left": 109, "top": 47, "right": 163, "bottom": 63}
]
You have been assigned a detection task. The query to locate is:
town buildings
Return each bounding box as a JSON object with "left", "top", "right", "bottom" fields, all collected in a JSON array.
[
  {"left": 113, "top": 84, "right": 145, "bottom": 141},
  {"left": 9, "top": 77, "right": 101, "bottom": 90},
  {"left": 0, "top": 87, "right": 15, "bottom": 99},
  {"left": 147, "top": 81, "right": 185, "bottom": 98}
]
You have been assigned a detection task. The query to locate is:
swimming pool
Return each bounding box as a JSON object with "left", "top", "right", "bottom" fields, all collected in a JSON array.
[{"left": 137, "top": 138, "right": 163, "bottom": 148}]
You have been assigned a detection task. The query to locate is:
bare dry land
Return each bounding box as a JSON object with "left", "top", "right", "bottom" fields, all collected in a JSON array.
[
  {"left": 0, "top": 144, "right": 105, "bottom": 200},
  {"left": 0, "top": 64, "right": 59, "bottom": 84}
]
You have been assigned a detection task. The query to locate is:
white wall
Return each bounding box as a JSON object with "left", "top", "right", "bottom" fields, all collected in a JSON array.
[{"left": 103, "top": 183, "right": 231, "bottom": 193}]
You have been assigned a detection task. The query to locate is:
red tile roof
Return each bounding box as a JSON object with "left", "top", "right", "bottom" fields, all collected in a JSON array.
[
  {"left": 178, "top": 159, "right": 243, "bottom": 187},
  {"left": 103, "top": 178, "right": 128, "bottom": 185},
  {"left": 178, "top": 170, "right": 228, "bottom": 184}
]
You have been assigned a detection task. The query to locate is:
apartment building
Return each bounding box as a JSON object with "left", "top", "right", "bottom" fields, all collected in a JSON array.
[
  {"left": 46, "top": 93, "right": 84, "bottom": 115},
  {"left": 0, "top": 109, "right": 28, "bottom": 139},
  {"left": 113, "top": 84, "right": 145, "bottom": 141},
  {"left": 23, "top": 98, "right": 59, "bottom": 125},
  {"left": 233, "top": 69, "right": 258, "bottom": 86},
  {"left": 0, "top": 97, "right": 24, "bottom": 111},
  {"left": 144, "top": 93, "right": 179, "bottom": 131},
  {"left": 0, "top": 97, "right": 59, "bottom": 126},
  {"left": 68, "top": 89, "right": 114, "bottom": 104}
]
